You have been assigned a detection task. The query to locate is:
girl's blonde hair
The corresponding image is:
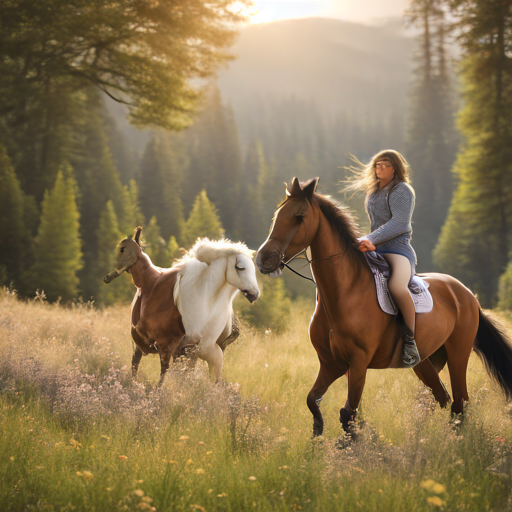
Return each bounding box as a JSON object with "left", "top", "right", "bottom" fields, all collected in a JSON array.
[{"left": 344, "top": 149, "right": 413, "bottom": 203}]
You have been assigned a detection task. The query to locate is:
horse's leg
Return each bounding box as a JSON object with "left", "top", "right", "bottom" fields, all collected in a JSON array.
[
  {"left": 132, "top": 346, "right": 143, "bottom": 378},
  {"left": 307, "top": 359, "right": 347, "bottom": 437},
  {"left": 340, "top": 354, "right": 368, "bottom": 434},
  {"left": 446, "top": 347, "right": 470, "bottom": 416},
  {"left": 413, "top": 358, "right": 451, "bottom": 408},
  {"left": 217, "top": 315, "right": 239, "bottom": 352},
  {"left": 443, "top": 331, "right": 472, "bottom": 415},
  {"left": 202, "top": 343, "right": 224, "bottom": 382},
  {"left": 158, "top": 345, "right": 173, "bottom": 386}
]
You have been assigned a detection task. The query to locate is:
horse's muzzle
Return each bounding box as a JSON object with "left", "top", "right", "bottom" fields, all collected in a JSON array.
[
  {"left": 103, "top": 270, "right": 120, "bottom": 284},
  {"left": 242, "top": 289, "right": 260, "bottom": 303},
  {"left": 256, "top": 245, "right": 284, "bottom": 276}
]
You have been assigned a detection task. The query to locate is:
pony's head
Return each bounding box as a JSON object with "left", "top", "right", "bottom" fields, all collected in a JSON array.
[
  {"left": 103, "top": 226, "right": 143, "bottom": 284},
  {"left": 188, "top": 239, "right": 260, "bottom": 303},
  {"left": 256, "top": 177, "right": 320, "bottom": 276}
]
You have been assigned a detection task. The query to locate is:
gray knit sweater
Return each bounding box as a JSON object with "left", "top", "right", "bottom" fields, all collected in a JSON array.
[{"left": 365, "top": 181, "right": 417, "bottom": 267}]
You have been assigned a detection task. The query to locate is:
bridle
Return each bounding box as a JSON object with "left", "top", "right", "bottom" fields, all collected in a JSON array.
[
  {"left": 103, "top": 249, "right": 139, "bottom": 283},
  {"left": 282, "top": 245, "right": 351, "bottom": 286}
]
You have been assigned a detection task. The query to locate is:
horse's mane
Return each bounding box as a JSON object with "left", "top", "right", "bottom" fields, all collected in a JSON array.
[
  {"left": 174, "top": 238, "right": 254, "bottom": 266},
  {"left": 311, "top": 194, "right": 366, "bottom": 262}
]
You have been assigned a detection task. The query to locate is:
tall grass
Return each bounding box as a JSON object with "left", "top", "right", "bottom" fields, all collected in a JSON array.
[{"left": 1, "top": 288, "right": 512, "bottom": 511}]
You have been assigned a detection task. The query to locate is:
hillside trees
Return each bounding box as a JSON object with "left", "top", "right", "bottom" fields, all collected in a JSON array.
[
  {"left": 96, "top": 200, "right": 133, "bottom": 305},
  {"left": 182, "top": 85, "right": 243, "bottom": 236},
  {"left": 0, "top": 0, "right": 248, "bottom": 301},
  {"left": 139, "top": 134, "right": 184, "bottom": 240},
  {"left": 29, "top": 169, "right": 83, "bottom": 302},
  {"left": 405, "top": 0, "right": 458, "bottom": 270},
  {"left": 181, "top": 190, "right": 224, "bottom": 249},
  {"left": 434, "top": 0, "right": 512, "bottom": 304}
]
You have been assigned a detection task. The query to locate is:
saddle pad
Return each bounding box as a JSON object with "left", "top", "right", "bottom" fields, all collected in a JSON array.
[{"left": 364, "top": 251, "right": 433, "bottom": 316}]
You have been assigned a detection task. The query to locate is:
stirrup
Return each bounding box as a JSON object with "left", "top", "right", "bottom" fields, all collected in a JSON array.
[{"left": 402, "top": 332, "right": 421, "bottom": 368}]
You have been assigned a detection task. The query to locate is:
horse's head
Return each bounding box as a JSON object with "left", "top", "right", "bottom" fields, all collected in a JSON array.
[
  {"left": 225, "top": 251, "right": 260, "bottom": 303},
  {"left": 103, "top": 226, "right": 143, "bottom": 284},
  {"left": 256, "top": 177, "right": 320, "bottom": 276}
]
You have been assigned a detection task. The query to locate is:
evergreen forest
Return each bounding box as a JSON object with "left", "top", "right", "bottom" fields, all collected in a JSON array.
[{"left": 1, "top": 0, "right": 512, "bottom": 308}]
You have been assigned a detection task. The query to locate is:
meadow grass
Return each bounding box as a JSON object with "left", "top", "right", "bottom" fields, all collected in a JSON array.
[{"left": 1, "top": 288, "right": 512, "bottom": 511}]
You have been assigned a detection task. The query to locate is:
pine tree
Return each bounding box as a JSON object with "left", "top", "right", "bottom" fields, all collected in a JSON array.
[
  {"left": 182, "top": 84, "right": 242, "bottom": 237},
  {"left": 96, "top": 200, "right": 134, "bottom": 305},
  {"left": 72, "top": 91, "right": 125, "bottom": 298},
  {"left": 139, "top": 133, "right": 184, "bottom": 240},
  {"left": 236, "top": 276, "right": 291, "bottom": 333},
  {"left": 115, "top": 180, "right": 146, "bottom": 236},
  {"left": 0, "top": 146, "right": 27, "bottom": 286},
  {"left": 181, "top": 190, "right": 224, "bottom": 248},
  {"left": 405, "top": 0, "right": 458, "bottom": 270},
  {"left": 434, "top": 0, "right": 512, "bottom": 305},
  {"left": 29, "top": 168, "right": 83, "bottom": 301},
  {"left": 143, "top": 216, "right": 168, "bottom": 267},
  {"left": 168, "top": 236, "right": 182, "bottom": 263}
]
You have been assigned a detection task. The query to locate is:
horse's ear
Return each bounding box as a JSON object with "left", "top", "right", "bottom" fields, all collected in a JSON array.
[
  {"left": 302, "top": 177, "right": 319, "bottom": 201},
  {"left": 133, "top": 226, "right": 143, "bottom": 245},
  {"left": 286, "top": 177, "right": 302, "bottom": 197}
]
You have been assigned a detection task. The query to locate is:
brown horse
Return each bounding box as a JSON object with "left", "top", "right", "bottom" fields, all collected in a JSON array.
[
  {"left": 256, "top": 178, "right": 512, "bottom": 436},
  {"left": 104, "top": 227, "right": 259, "bottom": 383}
]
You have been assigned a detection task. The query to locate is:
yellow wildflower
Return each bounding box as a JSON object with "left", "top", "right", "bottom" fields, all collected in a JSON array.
[
  {"left": 427, "top": 496, "right": 446, "bottom": 507},
  {"left": 421, "top": 479, "right": 436, "bottom": 491},
  {"left": 432, "top": 483, "right": 446, "bottom": 494},
  {"left": 248, "top": 476, "right": 257, "bottom": 481}
]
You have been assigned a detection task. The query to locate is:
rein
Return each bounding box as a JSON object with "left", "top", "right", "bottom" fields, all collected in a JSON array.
[{"left": 283, "top": 246, "right": 350, "bottom": 286}]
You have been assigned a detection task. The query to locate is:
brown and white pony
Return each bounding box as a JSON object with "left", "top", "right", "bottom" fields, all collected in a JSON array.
[
  {"left": 104, "top": 228, "right": 260, "bottom": 382},
  {"left": 256, "top": 178, "right": 512, "bottom": 437}
]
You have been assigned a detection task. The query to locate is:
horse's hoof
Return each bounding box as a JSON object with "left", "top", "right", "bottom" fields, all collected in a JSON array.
[{"left": 339, "top": 406, "right": 356, "bottom": 431}]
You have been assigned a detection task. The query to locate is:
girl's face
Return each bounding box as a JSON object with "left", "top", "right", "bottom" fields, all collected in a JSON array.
[{"left": 374, "top": 158, "right": 395, "bottom": 182}]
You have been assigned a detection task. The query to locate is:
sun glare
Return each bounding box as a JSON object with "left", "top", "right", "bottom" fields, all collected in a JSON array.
[{"left": 249, "top": 1, "right": 326, "bottom": 24}]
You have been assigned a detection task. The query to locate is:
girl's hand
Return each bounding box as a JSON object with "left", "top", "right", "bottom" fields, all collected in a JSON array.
[{"left": 358, "top": 239, "right": 376, "bottom": 252}]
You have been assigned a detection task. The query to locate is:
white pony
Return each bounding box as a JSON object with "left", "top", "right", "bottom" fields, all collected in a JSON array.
[{"left": 173, "top": 238, "right": 260, "bottom": 380}]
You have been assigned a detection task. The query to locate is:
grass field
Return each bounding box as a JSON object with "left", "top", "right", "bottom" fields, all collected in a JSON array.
[{"left": 1, "top": 288, "right": 512, "bottom": 511}]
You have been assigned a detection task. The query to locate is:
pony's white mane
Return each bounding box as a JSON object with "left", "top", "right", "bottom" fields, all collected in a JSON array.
[{"left": 174, "top": 238, "right": 254, "bottom": 266}]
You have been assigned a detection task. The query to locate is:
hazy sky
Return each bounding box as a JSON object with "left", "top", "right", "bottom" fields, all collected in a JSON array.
[{"left": 251, "top": 0, "right": 410, "bottom": 24}]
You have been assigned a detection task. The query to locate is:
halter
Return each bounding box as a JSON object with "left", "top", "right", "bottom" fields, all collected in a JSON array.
[{"left": 103, "top": 251, "right": 139, "bottom": 283}]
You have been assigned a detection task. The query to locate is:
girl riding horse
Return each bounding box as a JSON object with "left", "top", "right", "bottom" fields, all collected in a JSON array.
[{"left": 346, "top": 150, "right": 420, "bottom": 367}]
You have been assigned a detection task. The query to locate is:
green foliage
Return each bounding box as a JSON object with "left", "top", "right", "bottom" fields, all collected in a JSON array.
[
  {"left": 0, "top": 0, "right": 247, "bottom": 131},
  {"left": 434, "top": 1, "right": 512, "bottom": 304},
  {"left": 405, "top": 0, "right": 458, "bottom": 271},
  {"left": 181, "top": 190, "right": 224, "bottom": 249},
  {"left": 139, "top": 133, "right": 184, "bottom": 239},
  {"left": 498, "top": 262, "right": 512, "bottom": 310},
  {"left": 237, "top": 276, "right": 291, "bottom": 333},
  {"left": 28, "top": 168, "right": 83, "bottom": 302},
  {"left": 96, "top": 201, "right": 134, "bottom": 306},
  {"left": 167, "top": 236, "right": 182, "bottom": 263},
  {"left": 182, "top": 85, "right": 242, "bottom": 237},
  {"left": 115, "top": 180, "right": 146, "bottom": 237},
  {"left": 0, "top": 146, "right": 27, "bottom": 285},
  {"left": 143, "top": 217, "right": 168, "bottom": 268}
]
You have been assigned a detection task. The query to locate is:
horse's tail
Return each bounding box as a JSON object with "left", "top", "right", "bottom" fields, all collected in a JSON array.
[{"left": 474, "top": 309, "right": 512, "bottom": 400}]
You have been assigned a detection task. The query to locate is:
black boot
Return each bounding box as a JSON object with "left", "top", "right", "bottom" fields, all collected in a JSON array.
[{"left": 402, "top": 327, "right": 421, "bottom": 367}]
